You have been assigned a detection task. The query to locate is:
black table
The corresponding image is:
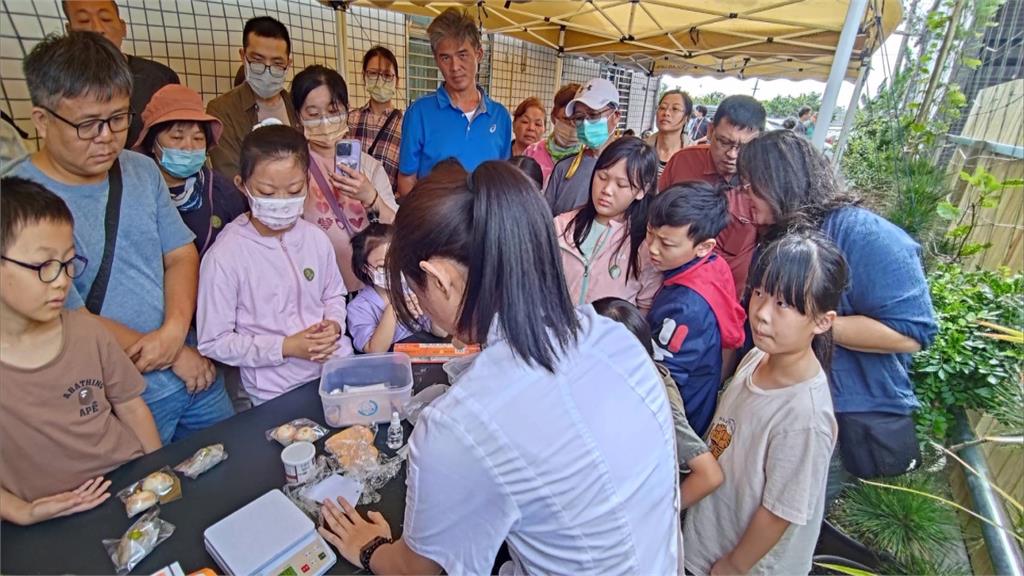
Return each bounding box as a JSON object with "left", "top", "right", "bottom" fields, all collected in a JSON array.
[{"left": 1, "top": 363, "right": 448, "bottom": 575}]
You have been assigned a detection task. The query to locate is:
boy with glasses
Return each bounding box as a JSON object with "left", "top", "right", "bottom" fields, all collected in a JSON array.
[
  {"left": 543, "top": 78, "right": 622, "bottom": 215},
  {"left": 11, "top": 31, "right": 233, "bottom": 445},
  {"left": 658, "top": 95, "right": 766, "bottom": 298},
  {"left": 0, "top": 177, "right": 161, "bottom": 526},
  {"left": 207, "top": 16, "right": 298, "bottom": 180}
]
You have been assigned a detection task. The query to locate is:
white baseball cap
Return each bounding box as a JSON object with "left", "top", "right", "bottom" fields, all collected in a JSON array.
[{"left": 565, "top": 78, "right": 620, "bottom": 116}]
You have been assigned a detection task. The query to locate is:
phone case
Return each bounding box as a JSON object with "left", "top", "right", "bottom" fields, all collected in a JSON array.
[{"left": 335, "top": 139, "right": 361, "bottom": 174}]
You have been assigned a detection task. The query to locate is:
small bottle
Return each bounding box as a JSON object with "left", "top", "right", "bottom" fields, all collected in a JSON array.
[{"left": 387, "top": 410, "right": 404, "bottom": 450}]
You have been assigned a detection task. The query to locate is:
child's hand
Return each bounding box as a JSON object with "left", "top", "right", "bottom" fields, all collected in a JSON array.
[
  {"left": 710, "top": 554, "right": 744, "bottom": 575},
  {"left": 172, "top": 346, "right": 217, "bottom": 393},
  {"left": 29, "top": 477, "right": 111, "bottom": 524},
  {"left": 284, "top": 321, "right": 341, "bottom": 362}
]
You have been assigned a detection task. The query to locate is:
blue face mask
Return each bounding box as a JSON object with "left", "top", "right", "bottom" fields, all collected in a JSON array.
[
  {"left": 577, "top": 117, "right": 611, "bottom": 149},
  {"left": 158, "top": 145, "right": 207, "bottom": 179}
]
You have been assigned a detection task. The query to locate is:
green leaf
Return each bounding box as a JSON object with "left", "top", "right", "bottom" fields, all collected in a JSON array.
[
  {"left": 814, "top": 563, "right": 878, "bottom": 576},
  {"left": 962, "top": 56, "right": 983, "bottom": 69},
  {"left": 947, "top": 224, "right": 971, "bottom": 238},
  {"left": 1002, "top": 178, "right": 1024, "bottom": 188},
  {"left": 980, "top": 195, "right": 1001, "bottom": 209},
  {"left": 937, "top": 201, "right": 960, "bottom": 220}
]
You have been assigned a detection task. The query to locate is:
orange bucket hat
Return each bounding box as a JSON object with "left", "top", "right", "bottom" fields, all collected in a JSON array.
[{"left": 133, "top": 84, "right": 223, "bottom": 150}]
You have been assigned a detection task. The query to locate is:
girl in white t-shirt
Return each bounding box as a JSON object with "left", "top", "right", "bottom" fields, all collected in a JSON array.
[{"left": 684, "top": 229, "right": 847, "bottom": 575}]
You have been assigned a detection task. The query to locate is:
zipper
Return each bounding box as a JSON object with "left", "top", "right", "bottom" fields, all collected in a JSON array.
[
  {"left": 278, "top": 237, "right": 308, "bottom": 326},
  {"left": 576, "top": 224, "right": 612, "bottom": 305}
]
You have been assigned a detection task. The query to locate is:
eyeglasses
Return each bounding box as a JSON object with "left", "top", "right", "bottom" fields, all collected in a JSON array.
[
  {"left": 246, "top": 58, "right": 288, "bottom": 78},
  {"left": 570, "top": 107, "right": 613, "bottom": 126},
  {"left": 364, "top": 70, "right": 396, "bottom": 83},
  {"left": 713, "top": 134, "right": 746, "bottom": 152},
  {"left": 1, "top": 254, "right": 88, "bottom": 283},
  {"left": 41, "top": 106, "right": 133, "bottom": 140},
  {"left": 301, "top": 112, "right": 348, "bottom": 127}
]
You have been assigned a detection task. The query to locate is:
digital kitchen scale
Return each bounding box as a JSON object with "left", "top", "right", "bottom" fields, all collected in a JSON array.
[{"left": 204, "top": 489, "right": 337, "bottom": 576}]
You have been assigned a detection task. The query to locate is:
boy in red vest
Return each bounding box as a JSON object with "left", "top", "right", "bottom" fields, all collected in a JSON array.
[{"left": 645, "top": 181, "right": 746, "bottom": 436}]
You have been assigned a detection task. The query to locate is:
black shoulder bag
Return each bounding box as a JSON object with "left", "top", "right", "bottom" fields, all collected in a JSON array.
[{"left": 85, "top": 158, "right": 123, "bottom": 315}]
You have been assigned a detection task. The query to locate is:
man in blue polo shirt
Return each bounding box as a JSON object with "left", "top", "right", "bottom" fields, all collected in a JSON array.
[{"left": 396, "top": 8, "right": 511, "bottom": 198}]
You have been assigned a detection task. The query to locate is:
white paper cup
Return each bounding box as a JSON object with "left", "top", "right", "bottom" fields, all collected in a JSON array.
[{"left": 281, "top": 441, "right": 316, "bottom": 485}]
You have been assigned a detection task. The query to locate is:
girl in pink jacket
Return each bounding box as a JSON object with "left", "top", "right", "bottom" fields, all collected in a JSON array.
[
  {"left": 197, "top": 125, "right": 352, "bottom": 405},
  {"left": 554, "top": 137, "right": 661, "bottom": 314}
]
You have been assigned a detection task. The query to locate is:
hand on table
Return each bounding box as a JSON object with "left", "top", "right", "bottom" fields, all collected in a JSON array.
[
  {"left": 29, "top": 477, "right": 111, "bottom": 524},
  {"left": 172, "top": 346, "right": 217, "bottom": 393},
  {"left": 284, "top": 321, "right": 341, "bottom": 363},
  {"left": 318, "top": 497, "right": 392, "bottom": 569}
]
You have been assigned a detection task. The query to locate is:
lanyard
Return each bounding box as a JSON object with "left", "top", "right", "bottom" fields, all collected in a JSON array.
[{"left": 309, "top": 157, "right": 360, "bottom": 237}]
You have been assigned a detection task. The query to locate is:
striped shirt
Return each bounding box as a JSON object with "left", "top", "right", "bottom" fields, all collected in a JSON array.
[{"left": 348, "top": 103, "right": 403, "bottom": 190}]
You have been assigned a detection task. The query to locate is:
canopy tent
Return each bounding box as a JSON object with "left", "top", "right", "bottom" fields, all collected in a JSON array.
[{"left": 327, "top": 0, "right": 901, "bottom": 82}]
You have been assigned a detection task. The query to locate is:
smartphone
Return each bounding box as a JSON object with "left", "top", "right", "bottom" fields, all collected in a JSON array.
[{"left": 335, "top": 139, "right": 361, "bottom": 174}]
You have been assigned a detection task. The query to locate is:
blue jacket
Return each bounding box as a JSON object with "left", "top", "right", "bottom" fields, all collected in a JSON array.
[
  {"left": 822, "top": 207, "right": 938, "bottom": 415},
  {"left": 647, "top": 254, "right": 746, "bottom": 437}
]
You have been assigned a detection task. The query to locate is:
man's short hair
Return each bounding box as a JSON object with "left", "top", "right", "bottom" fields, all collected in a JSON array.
[
  {"left": 243, "top": 16, "right": 291, "bottom": 55},
  {"left": 1, "top": 177, "right": 75, "bottom": 254},
  {"left": 61, "top": 0, "right": 120, "bottom": 19},
  {"left": 695, "top": 104, "right": 708, "bottom": 116},
  {"left": 798, "top": 105, "right": 813, "bottom": 118},
  {"left": 427, "top": 8, "right": 482, "bottom": 53},
  {"left": 712, "top": 95, "right": 766, "bottom": 132},
  {"left": 648, "top": 181, "right": 730, "bottom": 244},
  {"left": 23, "top": 32, "right": 132, "bottom": 110}
]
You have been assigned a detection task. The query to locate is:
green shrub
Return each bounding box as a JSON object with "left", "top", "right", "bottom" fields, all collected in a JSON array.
[{"left": 912, "top": 263, "right": 1024, "bottom": 440}]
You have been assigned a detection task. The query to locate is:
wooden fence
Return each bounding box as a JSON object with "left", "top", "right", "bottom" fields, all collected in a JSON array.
[{"left": 944, "top": 78, "right": 1023, "bottom": 575}]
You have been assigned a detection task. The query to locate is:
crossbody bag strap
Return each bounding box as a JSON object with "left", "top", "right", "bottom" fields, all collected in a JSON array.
[
  {"left": 85, "top": 158, "right": 123, "bottom": 315},
  {"left": 309, "top": 159, "right": 358, "bottom": 237},
  {"left": 367, "top": 109, "right": 400, "bottom": 157}
]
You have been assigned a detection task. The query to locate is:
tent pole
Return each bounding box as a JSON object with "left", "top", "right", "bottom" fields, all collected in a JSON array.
[
  {"left": 812, "top": 0, "right": 868, "bottom": 150},
  {"left": 336, "top": 6, "right": 350, "bottom": 82},
  {"left": 553, "top": 27, "right": 566, "bottom": 96},
  {"left": 833, "top": 59, "right": 869, "bottom": 168}
]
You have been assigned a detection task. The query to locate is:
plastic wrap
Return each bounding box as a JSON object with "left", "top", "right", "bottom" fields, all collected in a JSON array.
[
  {"left": 174, "top": 444, "right": 228, "bottom": 479},
  {"left": 103, "top": 508, "right": 175, "bottom": 574}
]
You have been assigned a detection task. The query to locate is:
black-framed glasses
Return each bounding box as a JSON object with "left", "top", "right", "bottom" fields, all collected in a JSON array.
[
  {"left": 1, "top": 254, "right": 88, "bottom": 283},
  {"left": 246, "top": 58, "right": 288, "bottom": 78},
  {"left": 41, "top": 105, "right": 133, "bottom": 140},
  {"left": 712, "top": 134, "right": 745, "bottom": 152},
  {"left": 364, "top": 70, "right": 396, "bottom": 83}
]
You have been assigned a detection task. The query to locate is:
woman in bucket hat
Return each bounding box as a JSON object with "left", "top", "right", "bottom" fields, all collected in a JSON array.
[{"left": 135, "top": 84, "right": 247, "bottom": 257}]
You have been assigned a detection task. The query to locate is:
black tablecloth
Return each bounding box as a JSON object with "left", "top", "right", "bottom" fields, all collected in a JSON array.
[{"left": 0, "top": 363, "right": 448, "bottom": 575}]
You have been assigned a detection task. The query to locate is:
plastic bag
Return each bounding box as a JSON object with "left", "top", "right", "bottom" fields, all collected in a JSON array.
[
  {"left": 116, "top": 466, "right": 182, "bottom": 517},
  {"left": 403, "top": 383, "right": 449, "bottom": 426},
  {"left": 174, "top": 444, "right": 228, "bottom": 479},
  {"left": 321, "top": 424, "right": 405, "bottom": 505},
  {"left": 103, "top": 507, "right": 175, "bottom": 574},
  {"left": 266, "top": 418, "right": 328, "bottom": 446}
]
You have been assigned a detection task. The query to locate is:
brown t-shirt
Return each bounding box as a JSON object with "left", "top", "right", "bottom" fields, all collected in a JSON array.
[
  {"left": 658, "top": 145, "right": 759, "bottom": 298},
  {"left": 0, "top": 310, "right": 146, "bottom": 501}
]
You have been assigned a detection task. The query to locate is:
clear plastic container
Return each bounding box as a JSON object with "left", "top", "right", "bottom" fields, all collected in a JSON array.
[{"left": 319, "top": 353, "right": 414, "bottom": 427}]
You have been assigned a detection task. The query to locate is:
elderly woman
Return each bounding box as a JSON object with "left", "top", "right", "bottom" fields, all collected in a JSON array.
[
  {"left": 511, "top": 97, "right": 545, "bottom": 157},
  {"left": 135, "top": 84, "right": 247, "bottom": 257},
  {"left": 292, "top": 64, "right": 398, "bottom": 291},
  {"left": 645, "top": 90, "right": 692, "bottom": 178},
  {"left": 524, "top": 83, "right": 581, "bottom": 188}
]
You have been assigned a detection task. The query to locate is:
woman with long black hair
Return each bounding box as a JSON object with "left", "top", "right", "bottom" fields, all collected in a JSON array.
[
  {"left": 554, "top": 136, "right": 661, "bottom": 313},
  {"left": 317, "top": 160, "right": 681, "bottom": 575}
]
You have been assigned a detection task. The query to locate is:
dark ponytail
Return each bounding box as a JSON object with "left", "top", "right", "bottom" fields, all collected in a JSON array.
[{"left": 387, "top": 161, "right": 579, "bottom": 372}]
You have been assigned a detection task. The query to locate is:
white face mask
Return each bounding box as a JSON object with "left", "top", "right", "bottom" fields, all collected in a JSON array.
[
  {"left": 246, "top": 187, "right": 306, "bottom": 230},
  {"left": 370, "top": 267, "right": 388, "bottom": 288}
]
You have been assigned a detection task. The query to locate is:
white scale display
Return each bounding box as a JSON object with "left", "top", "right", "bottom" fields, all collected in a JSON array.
[{"left": 204, "top": 489, "right": 337, "bottom": 576}]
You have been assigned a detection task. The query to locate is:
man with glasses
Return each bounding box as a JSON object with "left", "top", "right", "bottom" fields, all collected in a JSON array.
[
  {"left": 62, "top": 0, "right": 180, "bottom": 148},
  {"left": 12, "top": 32, "right": 233, "bottom": 445},
  {"left": 207, "top": 16, "right": 298, "bottom": 180},
  {"left": 543, "top": 78, "right": 622, "bottom": 215},
  {"left": 659, "top": 95, "right": 766, "bottom": 297}
]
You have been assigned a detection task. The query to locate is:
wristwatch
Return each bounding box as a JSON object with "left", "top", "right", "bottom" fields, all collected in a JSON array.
[{"left": 359, "top": 535, "right": 393, "bottom": 572}]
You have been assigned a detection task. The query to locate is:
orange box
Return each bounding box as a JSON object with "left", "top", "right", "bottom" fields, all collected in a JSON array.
[{"left": 394, "top": 342, "right": 481, "bottom": 364}]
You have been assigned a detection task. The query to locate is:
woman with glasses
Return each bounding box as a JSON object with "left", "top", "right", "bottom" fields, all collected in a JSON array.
[
  {"left": 292, "top": 65, "right": 398, "bottom": 292},
  {"left": 348, "top": 46, "right": 403, "bottom": 190},
  {"left": 644, "top": 90, "right": 693, "bottom": 178},
  {"left": 135, "top": 85, "right": 247, "bottom": 258}
]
